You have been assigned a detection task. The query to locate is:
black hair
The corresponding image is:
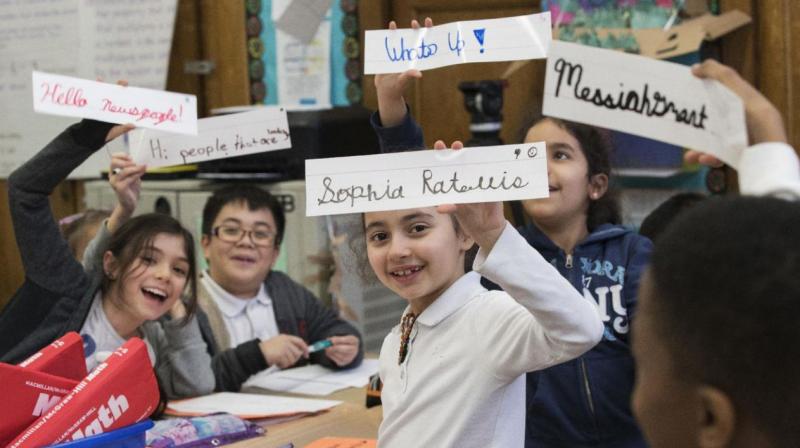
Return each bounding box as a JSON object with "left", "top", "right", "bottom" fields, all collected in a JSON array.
[
  {"left": 648, "top": 195, "right": 800, "bottom": 446},
  {"left": 638, "top": 192, "right": 707, "bottom": 243},
  {"left": 101, "top": 213, "right": 198, "bottom": 325},
  {"left": 201, "top": 184, "right": 286, "bottom": 246},
  {"left": 519, "top": 113, "right": 622, "bottom": 231}
]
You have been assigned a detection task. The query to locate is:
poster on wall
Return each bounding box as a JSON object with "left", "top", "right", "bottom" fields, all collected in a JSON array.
[{"left": 0, "top": 0, "right": 178, "bottom": 178}]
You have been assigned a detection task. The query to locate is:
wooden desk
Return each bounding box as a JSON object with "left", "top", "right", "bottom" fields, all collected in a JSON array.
[{"left": 230, "top": 387, "right": 382, "bottom": 447}]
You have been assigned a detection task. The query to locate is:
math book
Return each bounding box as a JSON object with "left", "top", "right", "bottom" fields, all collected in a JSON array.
[
  {"left": 7, "top": 337, "right": 159, "bottom": 448},
  {"left": 18, "top": 331, "right": 87, "bottom": 381}
]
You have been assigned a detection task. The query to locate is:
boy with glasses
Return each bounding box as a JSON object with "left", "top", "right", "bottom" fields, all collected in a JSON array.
[{"left": 199, "top": 185, "right": 363, "bottom": 391}]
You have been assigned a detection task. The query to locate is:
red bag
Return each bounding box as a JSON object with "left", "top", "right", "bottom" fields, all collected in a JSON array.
[
  {"left": 0, "top": 364, "right": 79, "bottom": 446},
  {"left": 18, "top": 332, "right": 87, "bottom": 381},
  {"left": 8, "top": 337, "right": 160, "bottom": 448}
]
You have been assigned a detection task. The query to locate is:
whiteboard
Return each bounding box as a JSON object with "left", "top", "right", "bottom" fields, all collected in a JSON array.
[{"left": 0, "top": 0, "right": 178, "bottom": 178}]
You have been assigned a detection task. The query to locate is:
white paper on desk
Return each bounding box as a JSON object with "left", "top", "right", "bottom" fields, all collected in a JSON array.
[
  {"left": 245, "top": 359, "right": 380, "bottom": 396},
  {"left": 32, "top": 71, "right": 198, "bottom": 135},
  {"left": 543, "top": 41, "right": 748, "bottom": 168},
  {"left": 305, "top": 143, "right": 549, "bottom": 216},
  {"left": 128, "top": 107, "right": 290, "bottom": 168},
  {"left": 364, "top": 12, "right": 551, "bottom": 74},
  {"left": 167, "top": 392, "right": 341, "bottom": 418}
]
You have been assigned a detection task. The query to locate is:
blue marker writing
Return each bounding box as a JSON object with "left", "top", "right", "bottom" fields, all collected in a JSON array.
[
  {"left": 308, "top": 339, "right": 333, "bottom": 353},
  {"left": 473, "top": 28, "right": 486, "bottom": 54},
  {"left": 448, "top": 31, "right": 465, "bottom": 56},
  {"left": 384, "top": 36, "right": 438, "bottom": 62}
]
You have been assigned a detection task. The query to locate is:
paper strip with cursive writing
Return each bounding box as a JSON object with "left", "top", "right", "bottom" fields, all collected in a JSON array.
[
  {"left": 305, "top": 143, "right": 548, "bottom": 216},
  {"left": 32, "top": 71, "right": 198, "bottom": 135},
  {"left": 364, "top": 12, "right": 551, "bottom": 74},
  {"left": 128, "top": 107, "right": 291, "bottom": 168},
  {"left": 542, "top": 41, "right": 747, "bottom": 168}
]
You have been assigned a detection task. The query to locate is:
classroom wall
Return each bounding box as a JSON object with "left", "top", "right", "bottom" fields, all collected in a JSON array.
[{"left": 0, "top": 0, "right": 798, "bottom": 311}]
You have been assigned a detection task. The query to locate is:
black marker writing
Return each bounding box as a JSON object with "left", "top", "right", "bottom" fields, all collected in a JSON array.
[
  {"left": 421, "top": 169, "right": 529, "bottom": 195},
  {"left": 179, "top": 137, "right": 228, "bottom": 165},
  {"left": 317, "top": 177, "right": 405, "bottom": 207},
  {"left": 553, "top": 58, "right": 708, "bottom": 129}
]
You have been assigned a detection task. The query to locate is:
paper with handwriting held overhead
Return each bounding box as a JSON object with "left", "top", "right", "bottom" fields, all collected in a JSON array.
[
  {"left": 32, "top": 71, "right": 197, "bottom": 135},
  {"left": 364, "top": 12, "right": 551, "bottom": 74},
  {"left": 543, "top": 40, "right": 747, "bottom": 168},
  {"left": 128, "top": 107, "right": 290, "bottom": 168},
  {"left": 305, "top": 143, "right": 549, "bottom": 216}
]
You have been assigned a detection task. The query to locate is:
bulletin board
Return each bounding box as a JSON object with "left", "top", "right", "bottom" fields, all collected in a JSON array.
[
  {"left": 243, "top": 0, "right": 362, "bottom": 109},
  {"left": 0, "top": 0, "right": 178, "bottom": 178}
]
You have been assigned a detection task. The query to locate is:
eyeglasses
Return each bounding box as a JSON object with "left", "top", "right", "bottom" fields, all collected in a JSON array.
[{"left": 212, "top": 225, "right": 276, "bottom": 247}]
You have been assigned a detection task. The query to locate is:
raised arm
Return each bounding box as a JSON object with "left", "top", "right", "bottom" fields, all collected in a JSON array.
[
  {"left": 436, "top": 142, "right": 602, "bottom": 380},
  {"left": 7, "top": 120, "right": 120, "bottom": 296},
  {"left": 370, "top": 19, "right": 430, "bottom": 153},
  {"left": 474, "top": 222, "right": 604, "bottom": 379},
  {"left": 82, "top": 153, "right": 146, "bottom": 278},
  {"left": 686, "top": 60, "right": 799, "bottom": 198}
]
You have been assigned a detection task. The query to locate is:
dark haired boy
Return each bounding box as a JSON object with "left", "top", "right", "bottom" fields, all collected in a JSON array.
[
  {"left": 199, "top": 185, "right": 363, "bottom": 391},
  {"left": 632, "top": 195, "right": 800, "bottom": 447},
  {"left": 638, "top": 192, "right": 706, "bottom": 243},
  {"left": 631, "top": 60, "right": 799, "bottom": 448}
]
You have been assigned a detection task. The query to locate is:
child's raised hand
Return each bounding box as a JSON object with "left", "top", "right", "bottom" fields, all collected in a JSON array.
[
  {"left": 686, "top": 60, "right": 787, "bottom": 167},
  {"left": 373, "top": 18, "right": 432, "bottom": 127},
  {"left": 432, "top": 140, "right": 507, "bottom": 253},
  {"left": 107, "top": 153, "right": 146, "bottom": 232}
]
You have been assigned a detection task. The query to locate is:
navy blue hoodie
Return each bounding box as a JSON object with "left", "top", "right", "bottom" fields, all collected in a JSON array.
[
  {"left": 513, "top": 223, "right": 652, "bottom": 447},
  {"left": 371, "top": 111, "right": 653, "bottom": 447}
]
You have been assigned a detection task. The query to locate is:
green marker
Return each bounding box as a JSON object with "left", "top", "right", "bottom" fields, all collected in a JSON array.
[{"left": 308, "top": 339, "right": 333, "bottom": 353}]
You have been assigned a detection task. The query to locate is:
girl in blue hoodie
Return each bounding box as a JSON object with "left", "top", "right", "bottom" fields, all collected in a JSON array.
[{"left": 370, "top": 26, "right": 652, "bottom": 444}]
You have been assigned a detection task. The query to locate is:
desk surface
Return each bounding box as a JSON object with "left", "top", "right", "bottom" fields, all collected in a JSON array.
[{"left": 230, "top": 387, "right": 382, "bottom": 447}]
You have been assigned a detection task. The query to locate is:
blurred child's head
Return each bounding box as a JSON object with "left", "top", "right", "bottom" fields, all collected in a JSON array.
[
  {"left": 632, "top": 196, "right": 800, "bottom": 448},
  {"left": 520, "top": 116, "right": 620, "bottom": 233},
  {"left": 201, "top": 185, "right": 284, "bottom": 298},
  {"left": 363, "top": 207, "right": 473, "bottom": 314},
  {"left": 101, "top": 213, "right": 198, "bottom": 326},
  {"left": 60, "top": 209, "right": 111, "bottom": 261},
  {"left": 639, "top": 192, "right": 706, "bottom": 243}
]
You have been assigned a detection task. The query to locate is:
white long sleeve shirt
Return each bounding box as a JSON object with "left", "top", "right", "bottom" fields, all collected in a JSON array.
[
  {"left": 377, "top": 223, "right": 604, "bottom": 448},
  {"left": 738, "top": 142, "right": 800, "bottom": 200}
]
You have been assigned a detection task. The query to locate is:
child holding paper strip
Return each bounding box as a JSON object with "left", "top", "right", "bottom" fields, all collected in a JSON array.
[
  {"left": 0, "top": 114, "right": 214, "bottom": 399},
  {"left": 371, "top": 18, "right": 652, "bottom": 447},
  {"left": 630, "top": 61, "right": 800, "bottom": 448},
  {"left": 356, "top": 142, "right": 602, "bottom": 446}
]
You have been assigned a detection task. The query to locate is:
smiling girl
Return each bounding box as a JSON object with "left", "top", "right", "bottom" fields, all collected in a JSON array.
[
  {"left": 361, "top": 142, "right": 603, "bottom": 448},
  {"left": 0, "top": 117, "right": 214, "bottom": 399},
  {"left": 371, "top": 19, "right": 653, "bottom": 445}
]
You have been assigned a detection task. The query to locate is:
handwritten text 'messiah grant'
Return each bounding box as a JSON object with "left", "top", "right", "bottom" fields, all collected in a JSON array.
[{"left": 553, "top": 58, "right": 709, "bottom": 129}]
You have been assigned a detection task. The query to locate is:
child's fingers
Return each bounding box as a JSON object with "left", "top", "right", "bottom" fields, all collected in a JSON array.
[
  {"left": 411, "top": 19, "right": 420, "bottom": 29},
  {"left": 424, "top": 17, "right": 433, "bottom": 27},
  {"left": 451, "top": 140, "right": 464, "bottom": 150},
  {"left": 433, "top": 140, "right": 447, "bottom": 150},
  {"left": 388, "top": 20, "right": 397, "bottom": 30}
]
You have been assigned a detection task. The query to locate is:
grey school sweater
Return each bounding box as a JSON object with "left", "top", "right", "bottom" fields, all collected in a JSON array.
[{"left": 0, "top": 120, "right": 214, "bottom": 399}]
